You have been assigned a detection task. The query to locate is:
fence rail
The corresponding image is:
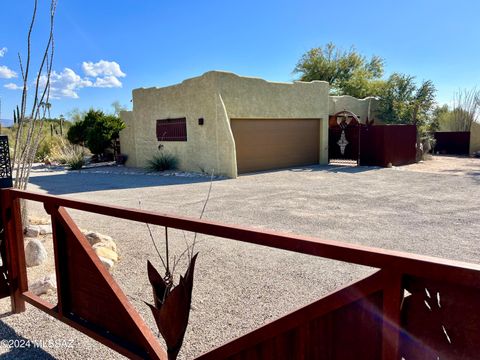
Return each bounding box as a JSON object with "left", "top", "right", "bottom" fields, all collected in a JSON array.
[{"left": 1, "top": 188, "right": 480, "bottom": 359}]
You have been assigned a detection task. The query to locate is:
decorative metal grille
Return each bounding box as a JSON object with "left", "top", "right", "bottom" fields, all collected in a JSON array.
[
  {"left": 156, "top": 118, "right": 187, "bottom": 141},
  {"left": 0, "top": 136, "right": 13, "bottom": 188}
]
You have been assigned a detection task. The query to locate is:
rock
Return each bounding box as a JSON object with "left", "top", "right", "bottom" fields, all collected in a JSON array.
[
  {"left": 38, "top": 224, "right": 53, "bottom": 235},
  {"left": 83, "top": 231, "right": 113, "bottom": 247},
  {"left": 99, "top": 256, "right": 114, "bottom": 271},
  {"left": 94, "top": 246, "right": 118, "bottom": 263},
  {"left": 25, "top": 239, "right": 47, "bottom": 267},
  {"left": 92, "top": 238, "right": 117, "bottom": 253},
  {"left": 25, "top": 225, "right": 40, "bottom": 238},
  {"left": 29, "top": 274, "right": 56, "bottom": 296}
]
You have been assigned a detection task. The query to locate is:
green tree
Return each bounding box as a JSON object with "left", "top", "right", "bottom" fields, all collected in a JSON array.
[
  {"left": 293, "top": 42, "right": 385, "bottom": 98},
  {"left": 376, "top": 73, "right": 436, "bottom": 129},
  {"left": 67, "top": 109, "right": 125, "bottom": 156}
]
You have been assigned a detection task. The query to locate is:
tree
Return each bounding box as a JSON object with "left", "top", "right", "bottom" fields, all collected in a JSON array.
[
  {"left": 67, "top": 109, "right": 125, "bottom": 156},
  {"left": 111, "top": 101, "right": 128, "bottom": 116},
  {"left": 451, "top": 88, "right": 480, "bottom": 131},
  {"left": 376, "top": 73, "right": 436, "bottom": 128},
  {"left": 293, "top": 42, "right": 385, "bottom": 98}
]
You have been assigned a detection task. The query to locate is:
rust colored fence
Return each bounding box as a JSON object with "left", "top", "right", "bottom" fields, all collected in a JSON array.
[
  {"left": 360, "top": 125, "right": 417, "bottom": 167},
  {"left": 434, "top": 131, "right": 470, "bottom": 155},
  {"left": 1, "top": 189, "right": 480, "bottom": 359}
]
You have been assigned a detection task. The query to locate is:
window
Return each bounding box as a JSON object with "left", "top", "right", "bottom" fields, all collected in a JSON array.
[{"left": 156, "top": 118, "right": 187, "bottom": 141}]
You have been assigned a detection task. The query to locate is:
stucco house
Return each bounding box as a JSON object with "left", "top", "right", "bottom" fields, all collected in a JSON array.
[{"left": 119, "top": 71, "right": 378, "bottom": 178}]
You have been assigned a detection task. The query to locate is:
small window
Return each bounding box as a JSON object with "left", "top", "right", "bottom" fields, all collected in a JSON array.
[{"left": 156, "top": 118, "right": 187, "bottom": 141}]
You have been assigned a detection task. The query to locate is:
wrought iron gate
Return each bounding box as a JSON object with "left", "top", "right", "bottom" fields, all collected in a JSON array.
[{"left": 328, "top": 111, "right": 361, "bottom": 164}]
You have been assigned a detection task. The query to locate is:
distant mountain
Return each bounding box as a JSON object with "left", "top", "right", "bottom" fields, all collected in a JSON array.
[{"left": 0, "top": 119, "right": 14, "bottom": 127}]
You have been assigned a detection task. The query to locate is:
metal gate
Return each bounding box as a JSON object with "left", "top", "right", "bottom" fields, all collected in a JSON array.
[{"left": 328, "top": 111, "right": 361, "bottom": 164}]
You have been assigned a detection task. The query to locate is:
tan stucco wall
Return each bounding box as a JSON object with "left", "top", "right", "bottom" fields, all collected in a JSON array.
[
  {"left": 121, "top": 71, "right": 330, "bottom": 177},
  {"left": 329, "top": 95, "right": 380, "bottom": 123},
  {"left": 118, "top": 110, "right": 137, "bottom": 166},
  {"left": 470, "top": 122, "right": 480, "bottom": 154}
]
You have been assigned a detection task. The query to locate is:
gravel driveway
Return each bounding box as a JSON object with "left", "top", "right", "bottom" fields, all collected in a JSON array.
[{"left": 1, "top": 161, "right": 479, "bottom": 359}]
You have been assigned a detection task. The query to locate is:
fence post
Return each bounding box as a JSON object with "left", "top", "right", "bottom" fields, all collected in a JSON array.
[{"left": 0, "top": 135, "right": 26, "bottom": 313}]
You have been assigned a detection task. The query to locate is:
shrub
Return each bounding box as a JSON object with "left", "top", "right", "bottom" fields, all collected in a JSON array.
[
  {"left": 146, "top": 152, "right": 178, "bottom": 171},
  {"left": 35, "top": 136, "right": 64, "bottom": 162},
  {"left": 67, "top": 109, "right": 125, "bottom": 157},
  {"left": 50, "top": 139, "right": 87, "bottom": 170},
  {"left": 67, "top": 154, "right": 85, "bottom": 170}
]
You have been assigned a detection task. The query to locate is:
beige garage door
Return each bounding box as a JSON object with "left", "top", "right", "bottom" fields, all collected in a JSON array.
[{"left": 231, "top": 118, "right": 320, "bottom": 174}]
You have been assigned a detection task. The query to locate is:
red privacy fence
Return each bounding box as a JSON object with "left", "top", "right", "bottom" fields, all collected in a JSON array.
[
  {"left": 433, "top": 131, "right": 470, "bottom": 155},
  {"left": 360, "top": 125, "right": 417, "bottom": 167}
]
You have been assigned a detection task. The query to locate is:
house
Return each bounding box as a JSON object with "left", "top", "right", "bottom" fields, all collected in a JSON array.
[{"left": 119, "top": 71, "right": 378, "bottom": 177}]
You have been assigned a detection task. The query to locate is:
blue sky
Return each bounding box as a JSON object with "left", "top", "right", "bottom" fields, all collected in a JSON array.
[{"left": 0, "top": 0, "right": 479, "bottom": 120}]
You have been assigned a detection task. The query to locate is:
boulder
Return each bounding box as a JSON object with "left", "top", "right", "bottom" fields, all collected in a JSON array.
[
  {"left": 94, "top": 245, "right": 118, "bottom": 263},
  {"left": 25, "top": 225, "right": 40, "bottom": 238},
  {"left": 38, "top": 224, "right": 53, "bottom": 235},
  {"left": 29, "top": 274, "right": 56, "bottom": 296},
  {"left": 83, "top": 231, "right": 114, "bottom": 247},
  {"left": 25, "top": 239, "right": 47, "bottom": 267},
  {"left": 93, "top": 238, "right": 117, "bottom": 252},
  {"left": 99, "top": 256, "right": 114, "bottom": 271}
]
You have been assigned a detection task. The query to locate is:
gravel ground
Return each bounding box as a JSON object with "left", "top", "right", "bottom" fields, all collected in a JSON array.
[{"left": 0, "top": 159, "right": 479, "bottom": 359}]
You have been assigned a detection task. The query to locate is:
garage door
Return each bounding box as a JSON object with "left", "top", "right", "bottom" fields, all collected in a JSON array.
[{"left": 231, "top": 118, "right": 320, "bottom": 174}]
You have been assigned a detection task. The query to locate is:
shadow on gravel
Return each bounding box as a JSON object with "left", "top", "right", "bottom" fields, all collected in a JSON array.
[
  {"left": 288, "top": 164, "right": 380, "bottom": 174},
  {"left": 238, "top": 164, "right": 380, "bottom": 177},
  {"left": 0, "top": 320, "right": 55, "bottom": 359},
  {"left": 29, "top": 172, "right": 214, "bottom": 195}
]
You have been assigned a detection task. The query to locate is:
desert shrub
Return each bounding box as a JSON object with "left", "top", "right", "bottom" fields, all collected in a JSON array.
[
  {"left": 35, "top": 135, "right": 64, "bottom": 162},
  {"left": 66, "top": 153, "right": 85, "bottom": 170},
  {"left": 50, "top": 139, "right": 87, "bottom": 169},
  {"left": 146, "top": 152, "right": 178, "bottom": 171}
]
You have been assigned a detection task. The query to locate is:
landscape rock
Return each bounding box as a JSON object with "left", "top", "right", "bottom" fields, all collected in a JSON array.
[
  {"left": 99, "top": 256, "right": 114, "bottom": 271},
  {"left": 25, "top": 224, "right": 52, "bottom": 237},
  {"left": 92, "top": 238, "right": 117, "bottom": 252},
  {"left": 38, "top": 224, "right": 53, "bottom": 235},
  {"left": 94, "top": 246, "right": 118, "bottom": 262},
  {"left": 29, "top": 274, "right": 57, "bottom": 296},
  {"left": 24, "top": 225, "right": 40, "bottom": 238},
  {"left": 25, "top": 239, "right": 48, "bottom": 267},
  {"left": 83, "top": 231, "right": 113, "bottom": 247}
]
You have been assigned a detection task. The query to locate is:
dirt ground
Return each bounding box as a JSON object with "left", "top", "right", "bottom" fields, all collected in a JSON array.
[
  {"left": 0, "top": 160, "right": 479, "bottom": 359},
  {"left": 397, "top": 155, "right": 480, "bottom": 177}
]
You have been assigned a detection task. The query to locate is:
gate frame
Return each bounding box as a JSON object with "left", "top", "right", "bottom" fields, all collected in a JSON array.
[{"left": 328, "top": 110, "right": 362, "bottom": 165}]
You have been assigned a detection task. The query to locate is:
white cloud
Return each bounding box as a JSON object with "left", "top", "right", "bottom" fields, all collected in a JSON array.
[
  {"left": 93, "top": 75, "right": 123, "bottom": 88},
  {"left": 0, "top": 47, "right": 7, "bottom": 57},
  {"left": 4, "top": 83, "right": 22, "bottom": 90},
  {"left": 29, "top": 60, "right": 126, "bottom": 99},
  {"left": 0, "top": 65, "right": 17, "bottom": 79},
  {"left": 41, "top": 68, "right": 93, "bottom": 99},
  {"left": 82, "top": 60, "right": 126, "bottom": 78}
]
